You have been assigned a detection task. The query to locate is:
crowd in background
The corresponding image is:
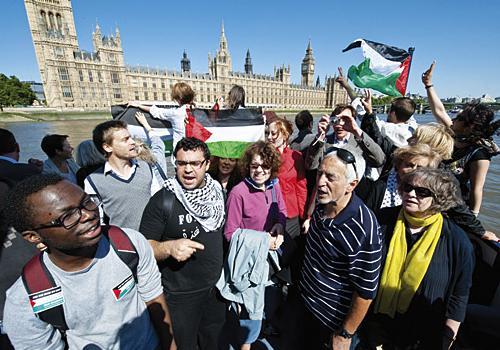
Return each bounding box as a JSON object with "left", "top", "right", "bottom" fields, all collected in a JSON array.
[{"left": 0, "top": 62, "right": 499, "bottom": 350}]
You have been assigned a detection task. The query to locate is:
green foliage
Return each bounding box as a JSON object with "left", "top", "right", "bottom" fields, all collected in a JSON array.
[
  {"left": 372, "top": 95, "right": 393, "bottom": 105},
  {"left": 0, "top": 73, "right": 37, "bottom": 111}
]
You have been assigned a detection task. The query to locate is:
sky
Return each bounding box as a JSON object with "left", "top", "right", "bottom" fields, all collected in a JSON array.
[{"left": 1, "top": 0, "right": 499, "bottom": 98}]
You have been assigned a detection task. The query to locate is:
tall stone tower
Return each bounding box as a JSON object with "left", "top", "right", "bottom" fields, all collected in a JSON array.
[
  {"left": 24, "top": 0, "right": 80, "bottom": 107},
  {"left": 214, "top": 22, "right": 232, "bottom": 78},
  {"left": 181, "top": 50, "right": 191, "bottom": 73},
  {"left": 244, "top": 49, "right": 253, "bottom": 75},
  {"left": 301, "top": 40, "right": 315, "bottom": 87}
]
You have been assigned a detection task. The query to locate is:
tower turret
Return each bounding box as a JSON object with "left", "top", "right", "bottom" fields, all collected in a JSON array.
[
  {"left": 181, "top": 50, "right": 191, "bottom": 73},
  {"left": 245, "top": 49, "right": 253, "bottom": 75}
]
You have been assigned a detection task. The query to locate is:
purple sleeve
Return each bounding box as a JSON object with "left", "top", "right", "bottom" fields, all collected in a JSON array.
[
  {"left": 275, "top": 183, "right": 288, "bottom": 227},
  {"left": 224, "top": 189, "right": 244, "bottom": 241}
]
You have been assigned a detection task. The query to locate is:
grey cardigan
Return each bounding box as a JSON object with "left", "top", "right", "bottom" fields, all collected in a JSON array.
[{"left": 216, "top": 228, "right": 279, "bottom": 320}]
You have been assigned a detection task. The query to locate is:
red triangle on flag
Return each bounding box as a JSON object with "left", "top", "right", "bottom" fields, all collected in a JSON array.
[
  {"left": 30, "top": 299, "right": 36, "bottom": 307},
  {"left": 185, "top": 108, "right": 212, "bottom": 142},
  {"left": 113, "top": 289, "right": 121, "bottom": 299}
]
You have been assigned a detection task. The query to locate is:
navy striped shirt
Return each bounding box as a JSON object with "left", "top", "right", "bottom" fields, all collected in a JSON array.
[{"left": 300, "top": 194, "right": 382, "bottom": 331}]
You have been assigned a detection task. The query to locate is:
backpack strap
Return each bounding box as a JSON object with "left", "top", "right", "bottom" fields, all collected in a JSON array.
[
  {"left": 107, "top": 225, "right": 139, "bottom": 283},
  {"left": 162, "top": 190, "right": 176, "bottom": 224},
  {"left": 22, "top": 254, "right": 69, "bottom": 336}
]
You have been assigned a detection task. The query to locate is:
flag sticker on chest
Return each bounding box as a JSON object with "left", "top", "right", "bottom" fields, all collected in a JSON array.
[
  {"left": 29, "top": 286, "right": 65, "bottom": 314},
  {"left": 112, "top": 274, "right": 135, "bottom": 301}
]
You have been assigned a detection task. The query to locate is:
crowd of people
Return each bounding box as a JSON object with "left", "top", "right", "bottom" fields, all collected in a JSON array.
[{"left": 0, "top": 63, "right": 499, "bottom": 350}]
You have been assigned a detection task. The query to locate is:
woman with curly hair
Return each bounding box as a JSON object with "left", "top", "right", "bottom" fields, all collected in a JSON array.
[
  {"left": 223, "top": 141, "right": 287, "bottom": 349},
  {"left": 422, "top": 62, "right": 500, "bottom": 215},
  {"left": 360, "top": 168, "right": 474, "bottom": 350}
]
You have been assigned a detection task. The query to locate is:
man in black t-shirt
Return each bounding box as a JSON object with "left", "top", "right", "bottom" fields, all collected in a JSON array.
[{"left": 140, "top": 137, "right": 226, "bottom": 350}]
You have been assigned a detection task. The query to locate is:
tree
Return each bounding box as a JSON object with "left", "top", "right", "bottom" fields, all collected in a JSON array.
[{"left": 0, "top": 73, "right": 36, "bottom": 111}]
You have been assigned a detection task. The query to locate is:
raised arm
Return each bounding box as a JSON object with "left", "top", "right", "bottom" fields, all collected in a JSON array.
[
  {"left": 128, "top": 101, "right": 152, "bottom": 113},
  {"left": 336, "top": 67, "right": 358, "bottom": 101},
  {"left": 421, "top": 62, "right": 453, "bottom": 127}
]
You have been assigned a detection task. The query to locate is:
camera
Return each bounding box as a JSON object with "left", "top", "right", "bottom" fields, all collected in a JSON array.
[{"left": 330, "top": 115, "right": 340, "bottom": 125}]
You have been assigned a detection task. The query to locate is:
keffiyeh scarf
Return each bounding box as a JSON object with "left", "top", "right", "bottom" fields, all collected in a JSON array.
[{"left": 165, "top": 174, "right": 226, "bottom": 232}]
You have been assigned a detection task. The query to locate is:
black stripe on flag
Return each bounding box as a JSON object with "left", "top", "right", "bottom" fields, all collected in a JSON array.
[
  {"left": 343, "top": 39, "right": 410, "bottom": 62},
  {"left": 112, "top": 105, "right": 264, "bottom": 128}
]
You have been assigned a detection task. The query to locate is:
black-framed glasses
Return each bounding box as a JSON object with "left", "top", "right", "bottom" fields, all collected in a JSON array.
[
  {"left": 175, "top": 159, "right": 207, "bottom": 169},
  {"left": 325, "top": 147, "right": 357, "bottom": 178},
  {"left": 30, "top": 195, "right": 101, "bottom": 231},
  {"left": 402, "top": 183, "right": 434, "bottom": 199}
]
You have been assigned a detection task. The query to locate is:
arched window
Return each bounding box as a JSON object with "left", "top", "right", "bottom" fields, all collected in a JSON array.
[
  {"left": 48, "top": 12, "right": 55, "bottom": 30},
  {"left": 40, "top": 10, "right": 48, "bottom": 30},
  {"left": 56, "top": 13, "right": 63, "bottom": 31}
]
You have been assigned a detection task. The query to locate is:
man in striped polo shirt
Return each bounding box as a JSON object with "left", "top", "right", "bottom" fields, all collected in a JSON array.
[{"left": 299, "top": 149, "right": 382, "bottom": 350}]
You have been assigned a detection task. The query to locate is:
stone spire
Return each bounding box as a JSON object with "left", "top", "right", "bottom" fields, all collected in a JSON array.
[
  {"left": 219, "top": 20, "right": 227, "bottom": 51},
  {"left": 245, "top": 49, "right": 253, "bottom": 75},
  {"left": 316, "top": 75, "right": 321, "bottom": 87},
  {"left": 181, "top": 50, "right": 191, "bottom": 73}
]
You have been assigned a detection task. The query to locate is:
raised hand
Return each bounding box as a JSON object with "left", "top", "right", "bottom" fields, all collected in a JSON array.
[
  {"left": 317, "top": 115, "right": 330, "bottom": 138},
  {"left": 422, "top": 61, "right": 435, "bottom": 87},
  {"left": 339, "top": 114, "right": 362, "bottom": 138},
  {"left": 360, "top": 89, "right": 373, "bottom": 115},
  {"left": 135, "top": 111, "right": 152, "bottom": 132},
  {"left": 335, "top": 67, "right": 347, "bottom": 86}
]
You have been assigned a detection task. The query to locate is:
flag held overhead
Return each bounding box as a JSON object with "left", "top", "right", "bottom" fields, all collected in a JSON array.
[{"left": 342, "top": 39, "right": 414, "bottom": 97}]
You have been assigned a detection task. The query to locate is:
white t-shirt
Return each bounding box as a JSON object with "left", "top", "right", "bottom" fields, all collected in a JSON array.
[{"left": 4, "top": 228, "right": 163, "bottom": 350}]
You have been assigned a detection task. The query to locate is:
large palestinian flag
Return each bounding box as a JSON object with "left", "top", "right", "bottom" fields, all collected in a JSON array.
[
  {"left": 111, "top": 105, "right": 265, "bottom": 159},
  {"left": 342, "top": 39, "right": 413, "bottom": 97}
]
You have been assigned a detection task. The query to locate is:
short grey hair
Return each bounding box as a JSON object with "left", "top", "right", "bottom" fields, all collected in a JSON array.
[
  {"left": 75, "top": 139, "right": 106, "bottom": 167},
  {"left": 399, "top": 168, "right": 464, "bottom": 214},
  {"left": 324, "top": 149, "right": 366, "bottom": 182}
]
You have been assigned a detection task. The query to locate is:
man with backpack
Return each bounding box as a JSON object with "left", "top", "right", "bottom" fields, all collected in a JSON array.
[{"left": 2, "top": 174, "right": 173, "bottom": 349}]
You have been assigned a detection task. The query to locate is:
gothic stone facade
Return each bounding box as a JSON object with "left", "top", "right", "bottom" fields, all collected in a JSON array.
[{"left": 24, "top": 0, "right": 348, "bottom": 110}]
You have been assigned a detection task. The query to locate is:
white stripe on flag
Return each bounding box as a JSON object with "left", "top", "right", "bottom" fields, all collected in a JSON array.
[
  {"left": 360, "top": 40, "right": 403, "bottom": 76},
  {"left": 205, "top": 125, "right": 265, "bottom": 143}
]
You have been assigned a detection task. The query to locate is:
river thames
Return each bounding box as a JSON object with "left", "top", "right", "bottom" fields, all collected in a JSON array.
[{"left": 1, "top": 113, "right": 498, "bottom": 232}]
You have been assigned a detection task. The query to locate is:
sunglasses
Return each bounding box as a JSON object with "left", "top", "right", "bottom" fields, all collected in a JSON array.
[
  {"left": 402, "top": 183, "right": 434, "bottom": 199},
  {"left": 325, "top": 147, "right": 357, "bottom": 179}
]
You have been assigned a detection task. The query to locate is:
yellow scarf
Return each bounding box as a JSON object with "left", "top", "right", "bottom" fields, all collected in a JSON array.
[{"left": 374, "top": 209, "right": 443, "bottom": 317}]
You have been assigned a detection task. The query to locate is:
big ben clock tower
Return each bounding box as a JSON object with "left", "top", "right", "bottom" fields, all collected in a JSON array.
[{"left": 301, "top": 40, "right": 315, "bottom": 87}]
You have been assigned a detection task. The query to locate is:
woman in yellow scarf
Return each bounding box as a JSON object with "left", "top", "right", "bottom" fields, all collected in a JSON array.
[{"left": 360, "top": 168, "right": 474, "bottom": 350}]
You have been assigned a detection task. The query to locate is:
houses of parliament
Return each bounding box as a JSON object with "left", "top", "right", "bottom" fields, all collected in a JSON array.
[{"left": 24, "top": 0, "right": 348, "bottom": 110}]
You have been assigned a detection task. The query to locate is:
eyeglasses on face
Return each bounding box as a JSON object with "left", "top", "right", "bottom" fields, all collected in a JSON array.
[
  {"left": 402, "top": 183, "right": 434, "bottom": 199},
  {"left": 325, "top": 147, "right": 358, "bottom": 179},
  {"left": 175, "top": 159, "right": 207, "bottom": 169},
  {"left": 30, "top": 195, "right": 101, "bottom": 231},
  {"left": 249, "top": 162, "right": 270, "bottom": 171}
]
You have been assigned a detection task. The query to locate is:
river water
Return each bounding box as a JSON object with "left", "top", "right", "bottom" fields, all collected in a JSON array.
[{"left": 1, "top": 114, "right": 498, "bottom": 232}]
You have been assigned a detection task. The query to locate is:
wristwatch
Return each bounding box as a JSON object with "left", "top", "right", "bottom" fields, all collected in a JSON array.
[{"left": 337, "top": 328, "right": 355, "bottom": 339}]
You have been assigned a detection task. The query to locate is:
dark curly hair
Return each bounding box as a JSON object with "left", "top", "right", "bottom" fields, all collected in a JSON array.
[
  {"left": 240, "top": 141, "right": 281, "bottom": 179},
  {"left": 4, "top": 174, "right": 65, "bottom": 233},
  {"left": 456, "top": 103, "right": 500, "bottom": 140},
  {"left": 399, "top": 168, "right": 464, "bottom": 214},
  {"left": 174, "top": 137, "right": 211, "bottom": 160}
]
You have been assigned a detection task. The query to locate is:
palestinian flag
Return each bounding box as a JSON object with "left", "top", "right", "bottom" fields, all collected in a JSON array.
[
  {"left": 112, "top": 105, "right": 265, "bottom": 159},
  {"left": 342, "top": 39, "right": 413, "bottom": 96}
]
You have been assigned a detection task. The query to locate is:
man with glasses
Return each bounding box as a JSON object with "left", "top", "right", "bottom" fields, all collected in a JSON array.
[
  {"left": 2, "top": 174, "right": 173, "bottom": 349},
  {"left": 139, "top": 137, "right": 226, "bottom": 350},
  {"left": 84, "top": 120, "right": 166, "bottom": 231},
  {"left": 297, "top": 150, "right": 382, "bottom": 350},
  {"left": 304, "top": 104, "right": 385, "bottom": 176}
]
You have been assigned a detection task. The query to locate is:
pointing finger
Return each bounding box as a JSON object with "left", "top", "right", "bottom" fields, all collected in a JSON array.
[{"left": 187, "top": 240, "right": 205, "bottom": 250}]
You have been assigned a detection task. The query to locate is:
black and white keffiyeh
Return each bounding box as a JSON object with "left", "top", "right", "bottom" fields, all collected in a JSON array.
[{"left": 165, "top": 174, "right": 225, "bottom": 232}]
